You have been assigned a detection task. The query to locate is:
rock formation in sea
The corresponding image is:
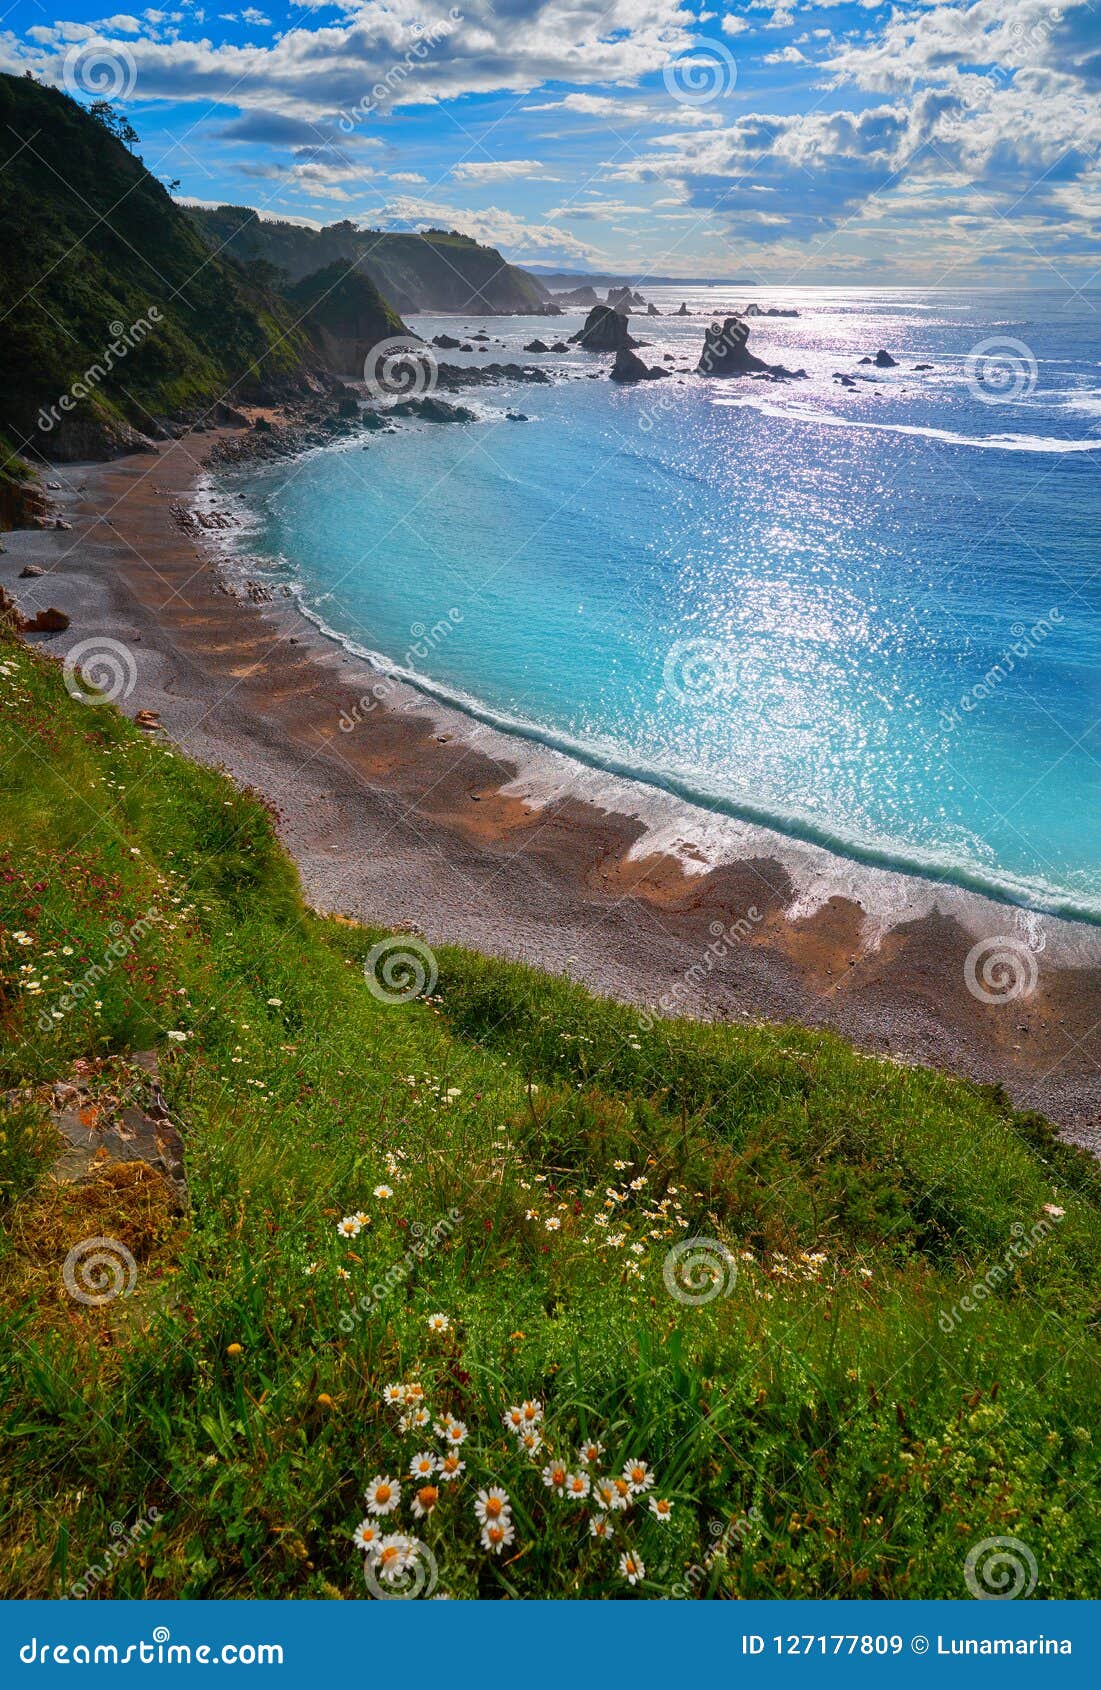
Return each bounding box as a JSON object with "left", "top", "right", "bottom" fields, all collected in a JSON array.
[
  {"left": 569, "top": 305, "right": 639, "bottom": 352},
  {"left": 609, "top": 347, "right": 670, "bottom": 383},
  {"left": 696, "top": 317, "right": 807, "bottom": 381}
]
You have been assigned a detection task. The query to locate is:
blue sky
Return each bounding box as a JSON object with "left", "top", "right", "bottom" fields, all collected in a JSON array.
[{"left": 3, "top": 2, "right": 1100, "bottom": 281}]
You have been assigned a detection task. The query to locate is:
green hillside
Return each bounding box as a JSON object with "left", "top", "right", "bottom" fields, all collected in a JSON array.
[
  {"left": 186, "top": 206, "right": 549, "bottom": 315},
  {"left": 1, "top": 622, "right": 1099, "bottom": 1598},
  {"left": 0, "top": 75, "right": 319, "bottom": 460}
]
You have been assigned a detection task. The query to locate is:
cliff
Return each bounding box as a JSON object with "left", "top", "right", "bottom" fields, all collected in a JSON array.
[{"left": 185, "top": 207, "right": 549, "bottom": 315}]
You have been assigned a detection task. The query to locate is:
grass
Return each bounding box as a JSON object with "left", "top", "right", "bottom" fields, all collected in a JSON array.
[{"left": 1, "top": 625, "right": 1099, "bottom": 1600}]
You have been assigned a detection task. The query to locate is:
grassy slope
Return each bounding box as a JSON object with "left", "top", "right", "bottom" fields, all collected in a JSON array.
[
  {"left": 0, "top": 76, "right": 314, "bottom": 446},
  {"left": 1, "top": 627, "right": 1099, "bottom": 1599}
]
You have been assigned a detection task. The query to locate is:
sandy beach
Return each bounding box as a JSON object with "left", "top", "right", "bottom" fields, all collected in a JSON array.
[{"left": 5, "top": 426, "right": 1101, "bottom": 1149}]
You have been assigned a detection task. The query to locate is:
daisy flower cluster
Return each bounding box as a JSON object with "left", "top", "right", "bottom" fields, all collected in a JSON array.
[
  {"left": 521, "top": 1160, "right": 696, "bottom": 1282},
  {"left": 501, "top": 1400, "right": 670, "bottom": 1586}
]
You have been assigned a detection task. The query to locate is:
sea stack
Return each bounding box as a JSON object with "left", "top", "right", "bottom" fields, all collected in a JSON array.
[{"left": 569, "top": 305, "right": 639, "bottom": 352}]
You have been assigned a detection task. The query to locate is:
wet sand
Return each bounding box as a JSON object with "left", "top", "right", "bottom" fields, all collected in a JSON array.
[{"left": 5, "top": 429, "right": 1101, "bottom": 1150}]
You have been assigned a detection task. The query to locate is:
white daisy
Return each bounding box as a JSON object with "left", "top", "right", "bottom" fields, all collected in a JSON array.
[
  {"left": 578, "top": 1440, "right": 604, "bottom": 1466},
  {"left": 373, "top": 1185, "right": 394, "bottom": 1199},
  {"left": 565, "top": 1472, "right": 591, "bottom": 1501},
  {"left": 589, "top": 1514, "right": 614, "bottom": 1541},
  {"left": 619, "top": 1551, "right": 645, "bottom": 1585},
  {"left": 374, "top": 1534, "right": 416, "bottom": 1584},
  {"left": 438, "top": 1453, "right": 466, "bottom": 1483},
  {"left": 541, "top": 1460, "right": 568, "bottom": 1496},
  {"left": 352, "top": 1518, "right": 381, "bottom": 1552},
  {"left": 480, "top": 1518, "right": 515, "bottom": 1555},
  {"left": 363, "top": 1475, "right": 401, "bottom": 1516},
  {"left": 336, "top": 1216, "right": 361, "bottom": 1239},
  {"left": 409, "top": 1451, "right": 437, "bottom": 1481},
  {"left": 426, "top": 1312, "right": 450, "bottom": 1333},
  {"left": 474, "top": 1487, "right": 511, "bottom": 1526},
  {"left": 410, "top": 1483, "right": 440, "bottom": 1520},
  {"left": 648, "top": 1496, "right": 673, "bottom": 1523},
  {"left": 623, "top": 1459, "right": 654, "bottom": 1495}
]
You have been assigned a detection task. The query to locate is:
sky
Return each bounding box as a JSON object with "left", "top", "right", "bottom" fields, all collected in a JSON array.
[{"left": 2, "top": 1, "right": 1100, "bottom": 283}]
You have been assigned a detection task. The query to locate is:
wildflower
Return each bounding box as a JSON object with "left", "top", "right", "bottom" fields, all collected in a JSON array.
[
  {"left": 409, "top": 1452, "right": 437, "bottom": 1481},
  {"left": 474, "top": 1487, "right": 511, "bottom": 1525},
  {"left": 589, "top": 1514, "right": 615, "bottom": 1541},
  {"left": 336, "top": 1267, "right": 351, "bottom": 1281},
  {"left": 1043, "top": 1203, "right": 1066, "bottom": 1219},
  {"left": 578, "top": 1439, "right": 604, "bottom": 1466},
  {"left": 623, "top": 1459, "right": 654, "bottom": 1495},
  {"left": 592, "top": 1478, "right": 620, "bottom": 1512},
  {"left": 629, "top": 1177, "right": 647, "bottom": 1190},
  {"left": 305, "top": 1261, "right": 319, "bottom": 1276},
  {"left": 364, "top": 1476, "right": 401, "bottom": 1516},
  {"left": 517, "top": 1429, "right": 543, "bottom": 1457},
  {"left": 382, "top": 1383, "right": 406, "bottom": 1407},
  {"left": 317, "top": 1394, "right": 334, "bottom": 1409},
  {"left": 337, "top": 1216, "right": 362, "bottom": 1238},
  {"left": 373, "top": 1185, "right": 394, "bottom": 1199},
  {"left": 399, "top": 1406, "right": 431, "bottom": 1434},
  {"left": 612, "top": 1160, "right": 629, "bottom": 1170},
  {"left": 353, "top": 1518, "right": 381, "bottom": 1553},
  {"left": 374, "top": 1534, "right": 416, "bottom": 1583},
  {"left": 353, "top": 1212, "right": 371, "bottom": 1229},
  {"left": 520, "top": 1399, "right": 543, "bottom": 1424},
  {"left": 166, "top": 1030, "right": 188, "bottom": 1043},
  {"left": 481, "top": 1518, "right": 516, "bottom": 1555},
  {"left": 544, "top": 1217, "right": 561, "bottom": 1232},
  {"left": 619, "top": 1551, "right": 645, "bottom": 1585},
  {"left": 565, "top": 1472, "right": 591, "bottom": 1501},
  {"left": 437, "top": 1418, "right": 468, "bottom": 1447},
  {"left": 226, "top": 1343, "right": 243, "bottom": 1358},
  {"left": 411, "top": 1484, "right": 440, "bottom": 1519},
  {"left": 541, "top": 1460, "right": 568, "bottom": 1496},
  {"left": 426, "top": 1313, "right": 450, "bottom": 1334},
  {"left": 266, "top": 997, "right": 282, "bottom": 1006},
  {"left": 525, "top": 1209, "right": 539, "bottom": 1221},
  {"left": 648, "top": 1497, "right": 673, "bottom": 1523},
  {"left": 438, "top": 1453, "right": 466, "bottom": 1483}
]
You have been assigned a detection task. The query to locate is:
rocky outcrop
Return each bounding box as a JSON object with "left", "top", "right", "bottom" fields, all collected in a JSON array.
[
  {"left": 569, "top": 305, "right": 639, "bottom": 352},
  {"left": 524, "top": 339, "right": 550, "bottom": 353},
  {"left": 676, "top": 302, "right": 689, "bottom": 316},
  {"left": 286, "top": 263, "right": 409, "bottom": 379},
  {"left": 555, "top": 285, "right": 600, "bottom": 307},
  {"left": 647, "top": 303, "right": 660, "bottom": 316},
  {"left": 609, "top": 347, "right": 669, "bottom": 383},
  {"left": 859, "top": 350, "right": 898, "bottom": 367},
  {"left": 744, "top": 303, "right": 798, "bottom": 318},
  {"left": 696, "top": 317, "right": 807, "bottom": 382}
]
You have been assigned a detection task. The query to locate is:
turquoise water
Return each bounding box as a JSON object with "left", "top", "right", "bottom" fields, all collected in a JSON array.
[{"left": 231, "top": 286, "right": 1101, "bottom": 921}]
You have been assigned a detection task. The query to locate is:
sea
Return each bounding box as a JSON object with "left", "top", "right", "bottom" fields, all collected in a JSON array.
[{"left": 212, "top": 285, "right": 1101, "bottom": 925}]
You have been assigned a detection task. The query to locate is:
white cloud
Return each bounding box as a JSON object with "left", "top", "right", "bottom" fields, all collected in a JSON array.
[{"left": 451, "top": 159, "right": 551, "bottom": 182}]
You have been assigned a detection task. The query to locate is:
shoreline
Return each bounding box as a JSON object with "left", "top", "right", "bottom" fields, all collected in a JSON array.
[{"left": 5, "top": 426, "right": 1101, "bottom": 1149}]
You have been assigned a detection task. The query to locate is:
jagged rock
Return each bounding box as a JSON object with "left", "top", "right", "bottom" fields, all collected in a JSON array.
[
  {"left": 550, "top": 341, "right": 569, "bottom": 352},
  {"left": 676, "top": 302, "right": 689, "bottom": 316},
  {"left": 744, "top": 303, "right": 798, "bottom": 318},
  {"left": 569, "top": 305, "right": 639, "bottom": 352},
  {"left": 555, "top": 284, "right": 599, "bottom": 307},
  {"left": 19, "top": 563, "right": 45, "bottom": 578},
  {"left": 696, "top": 317, "right": 807, "bottom": 381},
  {"left": 506, "top": 411, "right": 529, "bottom": 422},
  {"left": 254, "top": 416, "right": 273, "bottom": 432},
  {"left": 135, "top": 709, "right": 163, "bottom": 731},
  {"left": 337, "top": 395, "right": 359, "bottom": 418},
  {"left": 432, "top": 334, "right": 461, "bottom": 349},
  {"left": 524, "top": 339, "right": 550, "bottom": 353},
  {"left": 609, "top": 347, "right": 668, "bottom": 383},
  {"left": 833, "top": 372, "right": 857, "bottom": 388},
  {"left": 389, "top": 396, "right": 477, "bottom": 424},
  {"left": 26, "top": 606, "right": 70, "bottom": 632},
  {"left": 647, "top": 303, "right": 660, "bottom": 316},
  {"left": 874, "top": 350, "right": 898, "bottom": 367}
]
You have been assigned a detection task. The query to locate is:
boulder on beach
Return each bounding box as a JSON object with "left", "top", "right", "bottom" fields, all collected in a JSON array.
[
  {"left": 524, "top": 339, "right": 550, "bottom": 353},
  {"left": 26, "top": 606, "right": 70, "bottom": 632},
  {"left": 569, "top": 304, "right": 639, "bottom": 352},
  {"left": 696, "top": 317, "right": 807, "bottom": 382},
  {"left": 874, "top": 349, "right": 898, "bottom": 367}
]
